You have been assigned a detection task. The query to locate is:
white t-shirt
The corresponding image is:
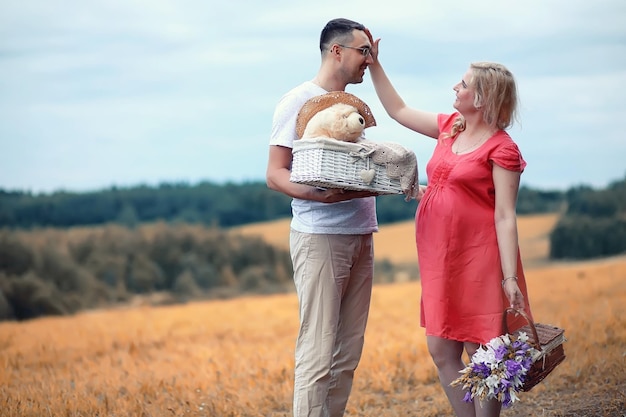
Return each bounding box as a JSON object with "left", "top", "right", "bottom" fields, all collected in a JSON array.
[{"left": 269, "top": 81, "right": 378, "bottom": 235}]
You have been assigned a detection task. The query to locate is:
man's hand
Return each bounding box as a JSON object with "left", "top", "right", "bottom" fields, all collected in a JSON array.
[{"left": 314, "top": 187, "right": 378, "bottom": 203}]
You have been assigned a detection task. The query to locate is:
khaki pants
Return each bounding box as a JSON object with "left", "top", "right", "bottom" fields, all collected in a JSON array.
[{"left": 290, "top": 230, "right": 374, "bottom": 417}]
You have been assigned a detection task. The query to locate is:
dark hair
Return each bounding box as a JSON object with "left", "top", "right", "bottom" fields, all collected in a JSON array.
[{"left": 319, "top": 18, "right": 366, "bottom": 53}]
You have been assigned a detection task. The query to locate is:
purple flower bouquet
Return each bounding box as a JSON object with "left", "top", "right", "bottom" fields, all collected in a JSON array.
[{"left": 451, "top": 332, "right": 539, "bottom": 407}]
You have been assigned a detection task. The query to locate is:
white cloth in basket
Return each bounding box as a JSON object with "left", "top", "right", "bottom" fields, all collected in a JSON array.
[{"left": 363, "top": 140, "right": 419, "bottom": 200}]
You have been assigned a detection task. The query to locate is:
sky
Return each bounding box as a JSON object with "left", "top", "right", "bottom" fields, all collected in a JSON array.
[{"left": 1, "top": 0, "right": 625, "bottom": 194}]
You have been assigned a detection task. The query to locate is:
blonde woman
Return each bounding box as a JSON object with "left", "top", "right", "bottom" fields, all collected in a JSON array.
[{"left": 367, "top": 33, "right": 533, "bottom": 417}]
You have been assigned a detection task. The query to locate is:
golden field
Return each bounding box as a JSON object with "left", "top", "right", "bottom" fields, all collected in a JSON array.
[
  {"left": 231, "top": 213, "right": 561, "bottom": 268},
  {"left": 1, "top": 214, "right": 625, "bottom": 416}
]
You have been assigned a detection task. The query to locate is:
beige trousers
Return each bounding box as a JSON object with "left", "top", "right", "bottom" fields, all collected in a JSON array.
[{"left": 290, "top": 230, "right": 374, "bottom": 417}]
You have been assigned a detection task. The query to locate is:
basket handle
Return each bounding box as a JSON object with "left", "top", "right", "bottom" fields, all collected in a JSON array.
[{"left": 502, "top": 307, "right": 541, "bottom": 349}]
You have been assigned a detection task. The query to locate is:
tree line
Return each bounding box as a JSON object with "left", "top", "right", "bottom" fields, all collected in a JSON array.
[
  {"left": 0, "top": 181, "right": 293, "bottom": 229},
  {"left": 0, "top": 223, "right": 405, "bottom": 322},
  {"left": 549, "top": 176, "right": 626, "bottom": 259},
  {"left": 0, "top": 180, "right": 565, "bottom": 229},
  {"left": 0, "top": 223, "right": 295, "bottom": 321}
]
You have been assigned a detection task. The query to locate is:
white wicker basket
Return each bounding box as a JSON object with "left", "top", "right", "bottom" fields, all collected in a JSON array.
[{"left": 290, "top": 138, "right": 404, "bottom": 195}]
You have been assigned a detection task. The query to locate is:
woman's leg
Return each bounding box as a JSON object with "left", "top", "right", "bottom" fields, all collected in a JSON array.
[{"left": 427, "top": 336, "right": 475, "bottom": 417}]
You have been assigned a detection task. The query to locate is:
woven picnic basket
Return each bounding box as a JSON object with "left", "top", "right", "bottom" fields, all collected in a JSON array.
[
  {"left": 290, "top": 137, "right": 404, "bottom": 195},
  {"left": 502, "top": 308, "right": 566, "bottom": 391}
]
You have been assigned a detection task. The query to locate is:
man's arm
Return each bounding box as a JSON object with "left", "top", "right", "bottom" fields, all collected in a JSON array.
[{"left": 266, "top": 145, "right": 377, "bottom": 203}]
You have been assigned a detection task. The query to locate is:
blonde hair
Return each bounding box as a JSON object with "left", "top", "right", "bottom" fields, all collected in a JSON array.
[{"left": 447, "top": 62, "right": 519, "bottom": 138}]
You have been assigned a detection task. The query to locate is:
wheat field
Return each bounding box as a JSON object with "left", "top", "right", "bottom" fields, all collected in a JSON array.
[
  {"left": 1, "top": 214, "right": 625, "bottom": 416},
  {"left": 230, "top": 213, "right": 561, "bottom": 268}
]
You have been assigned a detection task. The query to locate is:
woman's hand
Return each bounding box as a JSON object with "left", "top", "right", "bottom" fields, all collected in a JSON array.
[
  {"left": 364, "top": 28, "right": 380, "bottom": 62},
  {"left": 416, "top": 185, "right": 427, "bottom": 201},
  {"left": 503, "top": 279, "right": 525, "bottom": 310}
]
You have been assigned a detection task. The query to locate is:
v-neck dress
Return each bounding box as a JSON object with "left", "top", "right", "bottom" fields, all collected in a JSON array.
[{"left": 416, "top": 113, "right": 533, "bottom": 344}]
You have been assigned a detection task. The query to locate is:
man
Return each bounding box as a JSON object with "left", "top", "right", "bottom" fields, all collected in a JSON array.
[{"left": 266, "top": 18, "right": 378, "bottom": 417}]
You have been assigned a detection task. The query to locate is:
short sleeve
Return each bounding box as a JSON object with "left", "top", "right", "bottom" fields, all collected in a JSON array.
[
  {"left": 269, "top": 93, "right": 305, "bottom": 148},
  {"left": 269, "top": 82, "right": 327, "bottom": 148},
  {"left": 490, "top": 141, "right": 527, "bottom": 172},
  {"left": 437, "top": 113, "right": 459, "bottom": 135}
]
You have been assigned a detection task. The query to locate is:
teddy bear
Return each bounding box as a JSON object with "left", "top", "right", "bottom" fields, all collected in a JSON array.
[
  {"left": 295, "top": 91, "right": 377, "bottom": 140},
  {"left": 300, "top": 103, "right": 365, "bottom": 143}
]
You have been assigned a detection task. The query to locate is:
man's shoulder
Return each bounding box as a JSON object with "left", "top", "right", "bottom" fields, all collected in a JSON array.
[
  {"left": 284, "top": 80, "right": 318, "bottom": 95},
  {"left": 278, "top": 81, "right": 324, "bottom": 106}
]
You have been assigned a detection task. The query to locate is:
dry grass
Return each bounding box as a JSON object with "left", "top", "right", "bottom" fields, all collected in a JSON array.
[{"left": 1, "top": 214, "right": 625, "bottom": 416}]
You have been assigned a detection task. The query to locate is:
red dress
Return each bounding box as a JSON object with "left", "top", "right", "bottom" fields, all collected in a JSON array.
[{"left": 417, "top": 113, "right": 532, "bottom": 344}]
